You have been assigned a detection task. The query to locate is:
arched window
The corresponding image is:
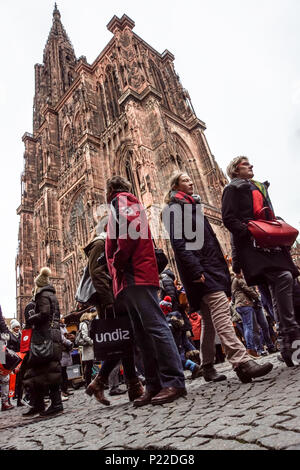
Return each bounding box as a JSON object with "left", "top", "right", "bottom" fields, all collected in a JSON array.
[{"left": 149, "top": 59, "right": 169, "bottom": 108}]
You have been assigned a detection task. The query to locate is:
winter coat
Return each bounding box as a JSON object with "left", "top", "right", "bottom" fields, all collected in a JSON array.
[
  {"left": 24, "top": 300, "right": 36, "bottom": 329},
  {"left": 160, "top": 269, "right": 180, "bottom": 309},
  {"left": 106, "top": 191, "right": 159, "bottom": 298},
  {"left": 231, "top": 277, "right": 259, "bottom": 308},
  {"left": 84, "top": 234, "right": 114, "bottom": 315},
  {"left": 0, "top": 305, "right": 8, "bottom": 334},
  {"left": 79, "top": 320, "right": 94, "bottom": 362},
  {"left": 60, "top": 325, "right": 73, "bottom": 368},
  {"left": 23, "top": 285, "right": 62, "bottom": 390},
  {"left": 163, "top": 191, "right": 231, "bottom": 312},
  {"left": 222, "top": 178, "right": 299, "bottom": 286},
  {"left": 7, "top": 331, "right": 21, "bottom": 352}
]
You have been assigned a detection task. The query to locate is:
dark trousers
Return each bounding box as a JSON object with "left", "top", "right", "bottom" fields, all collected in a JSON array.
[
  {"left": 265, "top": 271, "right": 299, "bottom": 337},
  {"left": 83, "top": 360, "right": 94, "bottom": 386},
  {"left": 117, "top": 286, "right": 185, "bottom": 393},
  {"left": 61, "top": 366, "right": 69, "bottom": 393},
  {"left": 30, "top": 383, "right": 61, "bottom": 411},
  {"left": 100, "top": 355, "right": 136, "bottom": 382}
]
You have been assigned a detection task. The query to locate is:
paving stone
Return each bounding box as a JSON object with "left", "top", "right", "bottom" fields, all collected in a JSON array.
[
  {"left": 216, "top": 425, "right": 251, "bottom": 438},
  {"left": 179, "top": 437, "right": 210, "bottom": 450},
  {"left": 254, "top": 415, "right": 291, "bottom": 427},
  {"left": 195, "top": 422, "right": 228, "bottom": 437},
  {"left": 239, "top": 425, "right": 279, "bottom": 442},
  {"left": 197, "top": 439, "right": 261, "bottom": 450},
  {"left": 171, "top": 427, "right": 199, "bottom": 439},
  {"left": 274, "top": 417, "right": 300, "bottom": 432},
  {"left": 258, "top": 431, "right": 300, "bottom": 449}
]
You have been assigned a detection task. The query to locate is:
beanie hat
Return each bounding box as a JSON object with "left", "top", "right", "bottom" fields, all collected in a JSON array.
[
  {"left": 10, "top": 319, "right": 20, "bottom": 329},
  {"left": 159, "top": 296, "right": 173, "bottom": 315},
  {"left": 34, "top": 267, "right": 51, "bottom": 288}
]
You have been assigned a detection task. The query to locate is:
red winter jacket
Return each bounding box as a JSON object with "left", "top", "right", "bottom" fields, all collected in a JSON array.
[{"left": 106, "top": 191, "right": 159, "bottom": 298}]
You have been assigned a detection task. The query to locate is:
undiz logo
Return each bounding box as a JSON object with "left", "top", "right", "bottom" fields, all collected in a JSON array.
[{"left": 95, "top": 329, "right": 130, "bottom": 343}]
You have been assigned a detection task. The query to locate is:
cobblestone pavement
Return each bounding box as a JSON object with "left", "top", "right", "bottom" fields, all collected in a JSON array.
[{"left": 1, "top": 354, "right": 300, "bottom": 451}]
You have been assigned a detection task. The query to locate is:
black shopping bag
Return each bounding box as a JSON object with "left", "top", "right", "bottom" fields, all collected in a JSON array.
[{"left": 89, "top": 315, "right": 134, "bottom": 361}]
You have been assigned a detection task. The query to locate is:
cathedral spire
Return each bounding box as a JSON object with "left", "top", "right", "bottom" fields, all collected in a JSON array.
[
  {"left": 33, "top": 6, "right": 77, "bottom": 130},
  {"left": 53, "top": 3, "right": 61, "bottom": 19}
]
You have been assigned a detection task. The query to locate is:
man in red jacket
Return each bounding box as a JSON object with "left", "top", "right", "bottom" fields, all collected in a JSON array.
[{"left": 105, "top": 176, "right": 186, "bottom": 407}]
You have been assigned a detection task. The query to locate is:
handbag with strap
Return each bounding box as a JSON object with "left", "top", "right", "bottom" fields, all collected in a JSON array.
[
  {"left": 29, "top": 297, "right": 60, "bottom": 365},
  {"left": 0, "top": 346, "right": 22, "bottom": 376},
  {"left": 247, "top": 207, "right": 299, "bottom": 248}
]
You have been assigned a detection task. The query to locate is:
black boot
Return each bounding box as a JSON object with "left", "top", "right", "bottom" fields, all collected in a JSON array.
[
  {"left": 202, "top": 364, "right": 227, "bottom": 382},
  {"left": 40, "top": 389, "right": 63, "bottom": 417},
  {"left": 22, "top": 392, "right": 45, "bottom": 417},
  {"left": 191, "top": 364, "right": 203, "bottom": 380},
  {"left": 235, "top": 360, "right": 273, "bottom": 384},
  {"left": 280, "top": 328, "right": 300, "bottom": 367}
]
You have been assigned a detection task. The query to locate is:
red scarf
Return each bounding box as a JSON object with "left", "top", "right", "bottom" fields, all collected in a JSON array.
[{"left": 172, "top": 191, "right": 196, "bottom": 204}]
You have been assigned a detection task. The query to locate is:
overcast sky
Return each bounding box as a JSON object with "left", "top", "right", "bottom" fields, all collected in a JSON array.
[{"left": 0, "top": 0, "right": 299, "bottom": 318}]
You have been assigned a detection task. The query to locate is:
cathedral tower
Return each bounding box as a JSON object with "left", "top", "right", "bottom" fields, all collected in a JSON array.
[{"left": 16, "top": 7, "right": 230, "bottom": 320}]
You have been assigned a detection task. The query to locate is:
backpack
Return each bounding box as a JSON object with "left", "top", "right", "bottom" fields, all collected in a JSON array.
[{"left": 75, "top": 265, "right": 97, "bottom": 305}]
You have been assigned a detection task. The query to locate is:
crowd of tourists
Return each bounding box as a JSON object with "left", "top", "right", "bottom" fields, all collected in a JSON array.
[{"left": 1, "top": 155, "right": 300, "bottom": 417}]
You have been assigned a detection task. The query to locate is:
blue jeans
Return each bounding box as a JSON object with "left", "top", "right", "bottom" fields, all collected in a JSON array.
[
  {"left": 236, "top": 306, "right": 255, "bottom": 350},
  {"left": 258, "top": 284, "right": 276, "bottom": 321},
  {"left": 117, "top": 286, "right": 185, "bottom": 393},
  {"left": 254, "top": 305, "right": 274, "bottom": 350}
]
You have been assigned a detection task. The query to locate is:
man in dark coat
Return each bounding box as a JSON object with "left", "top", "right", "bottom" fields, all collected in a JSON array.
[
  {"left": 163, "top": 171, "right": 273, "bottom": 384},
  {"left": 222, "top": 156, "right": 300, "bottom": 366},
  {"left": 106, "top": 175, "right": 186, "bottom": 406}
]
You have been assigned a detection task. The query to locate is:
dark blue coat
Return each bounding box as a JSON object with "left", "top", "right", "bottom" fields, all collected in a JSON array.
[{"left": 163, "top": 192, "right": 231, "bottom": 312}]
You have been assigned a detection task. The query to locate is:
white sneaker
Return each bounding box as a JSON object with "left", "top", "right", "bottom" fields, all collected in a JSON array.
[{"left": 61, "top": 396, "right": 69, "bottom": 402}]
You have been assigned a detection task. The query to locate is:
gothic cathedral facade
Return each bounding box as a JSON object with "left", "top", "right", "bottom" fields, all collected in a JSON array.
[{"left": 16, "top": 6, "right": 230, "bottom": 320}]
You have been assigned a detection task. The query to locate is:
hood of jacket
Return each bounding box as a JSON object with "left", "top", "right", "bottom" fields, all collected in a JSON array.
[
  {"left": 162, "top": 269, "right": 175, "bottom": 280},
  {"left": 84, "top": 232, "right": 107, "bottom": 257}
]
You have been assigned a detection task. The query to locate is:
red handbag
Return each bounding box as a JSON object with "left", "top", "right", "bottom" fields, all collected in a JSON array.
[{"left": 248, "top": 207, "right": 299, "bottom": 248}]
